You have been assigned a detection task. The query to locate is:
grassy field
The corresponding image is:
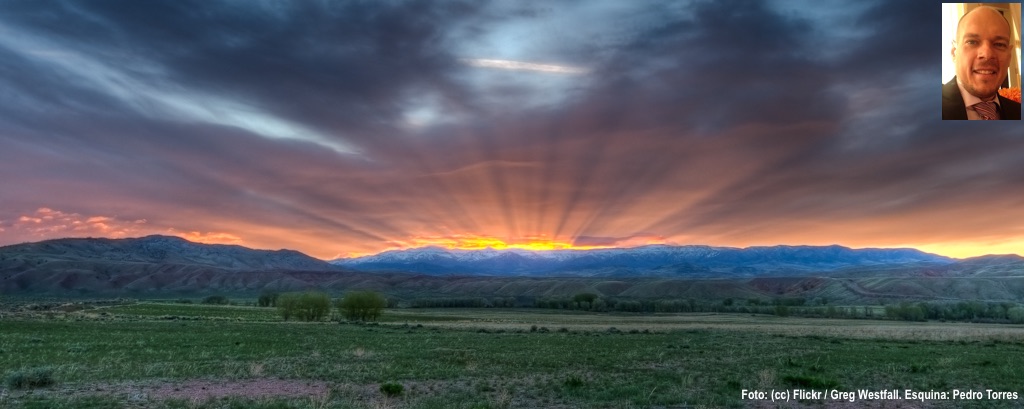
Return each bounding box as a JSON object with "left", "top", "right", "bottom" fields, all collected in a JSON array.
[{"left": 2, "top": 302, "right": 1023, "bottom": 408}]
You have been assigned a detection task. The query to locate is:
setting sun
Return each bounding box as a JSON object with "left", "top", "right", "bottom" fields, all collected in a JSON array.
[{"left": 374, "top": 234, "right": 631, "bottom": 254}]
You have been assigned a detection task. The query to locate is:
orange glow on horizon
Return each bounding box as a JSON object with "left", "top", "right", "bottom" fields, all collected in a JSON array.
[
  {"left": 913, "top": 240, "right": 1024, "bottom": 259},
  {"left": 332, "top": 234, "right": 672, "bottom": 258},
  {"left": 170, "top": 230, "right": 244, "bottom": 246},
  {"left": 7, "top": 207, "right": 1023, "bottom": 261},
  {"left": 401, "top": 235, "right": 616, "bottom": 251},
  {"left": 331, "top": 236, "right": 1024, "bottom": 260}
]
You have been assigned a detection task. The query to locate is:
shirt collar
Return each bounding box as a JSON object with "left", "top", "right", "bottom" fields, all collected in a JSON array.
[{"left": 956, "top": 77, "right": 1001, "bottom": 108}]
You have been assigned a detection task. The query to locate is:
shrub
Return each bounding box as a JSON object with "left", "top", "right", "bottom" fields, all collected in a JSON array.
[
  {"left": 202, "top": 295, "right": 229, "bottom": 305},
  {"left": 573, "top": 293, "right": 597, "bottom": 303},
  {"left": 774, "top": 297, "right": 806, "bottom": 307},
  {"left": 573, "top": 293, "right": 598, "bottom": 310},
  {"left": 563, "top": 375, "right": 585, "bottom": 388},
  {"left": 278, "top": 292, "right": 300, "bottom": 321},
  {"left": 337, "top": 291, "right": 387, "bottom": 321},
  {"left": 380, "top": 382, "right": 403, "bottom": 397},
  {"left": 258, "top": 290, "right": 279, "bottom": 307},
  {"left": 884, "top": 302, "right": 926, "bottom": 321},
  {"left": 277, "top": 291, "right": 330, "bottom": 321},
  {"left": 298, "top": 292, "right": 331, "bottom": 321},
  {"left": 1008, "top": 307, "right": 1024, "bottom": 324},
  {"left": 6, "top": 367, "right": 56, "bottom": 389}
]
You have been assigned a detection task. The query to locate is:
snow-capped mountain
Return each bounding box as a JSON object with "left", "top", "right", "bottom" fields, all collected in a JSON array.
[{"left": 330, "top": 245, "right": 954, "bottom": 277}]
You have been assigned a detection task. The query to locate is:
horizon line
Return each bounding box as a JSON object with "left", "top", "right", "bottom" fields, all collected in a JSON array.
[{"left": 5, "top": 234, "right": 1016, "bottom": 261}]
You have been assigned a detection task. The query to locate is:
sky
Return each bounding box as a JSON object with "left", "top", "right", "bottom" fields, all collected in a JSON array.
[{"left": 1, "top": 0, "right": 1022, "bottom": 260}]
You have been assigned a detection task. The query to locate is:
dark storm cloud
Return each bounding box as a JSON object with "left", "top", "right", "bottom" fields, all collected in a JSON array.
[
  {"left": 0, "top": 0, "right": 485, "bottom": 145},
  {"left": 1, "top": 0, "right": 1021, "bottom": 258},
  {"left": 584, "top": 0, "right": 1024, "bottom": 243},
  {"left": 0, "top": 0, "right": 496, "bottom": 247},
  {"left": 836, "top": 0, "right": 941, "bottom": 81},
  {"left": 580, "top": 0, "right": 844, "bottom": 131}
]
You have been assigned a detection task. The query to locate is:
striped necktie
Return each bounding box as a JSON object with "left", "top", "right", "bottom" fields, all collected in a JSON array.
[{"left": 972, "top": 101, "right": 999, "bottom": 120}]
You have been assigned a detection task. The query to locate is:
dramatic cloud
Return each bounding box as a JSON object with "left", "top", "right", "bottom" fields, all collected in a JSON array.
[
  {"left": 1, "top": 0, "right": 1021, "bottom": 259},
  {"left": 9, "top": 208, "right": 146, "bottom": 238},
  {"left": 5, "top": 208, "right": 242, "bottom": 246}
]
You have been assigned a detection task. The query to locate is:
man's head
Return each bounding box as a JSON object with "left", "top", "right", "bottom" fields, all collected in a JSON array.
[{"left": 951, "top": 6, "right": 1013, "bottom": 100}]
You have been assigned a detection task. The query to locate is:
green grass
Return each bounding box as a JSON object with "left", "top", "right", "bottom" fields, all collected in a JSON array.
[{"left": 2, "top": 304, "right": 1024, "bottom": 408}]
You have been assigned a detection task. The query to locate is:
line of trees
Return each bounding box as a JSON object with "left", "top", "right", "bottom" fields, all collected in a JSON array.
[
  {"left": 533, "top": 296, "right": 808, "bottom": 313},
  {"left": 256, "top": 290, "right": 1024, "bottom": 325},
  {"left": 410, "top": 297, "right": 517, "bottom": 308},
  {"left": 744, "top": 301, "right": 1024, "bottom": 323},
  {"left": 271, "top": 291, "right": 387, "bottom": 322},
  {"left": 420, "top": 293, "right": 1024, "bottom": 324},
  {"left": 885, "top": 301, "right": 1024, "bottom": 323}
]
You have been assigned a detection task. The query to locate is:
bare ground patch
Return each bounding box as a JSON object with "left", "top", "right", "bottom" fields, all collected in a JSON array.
[
  {"left": 145, "top": 378, "right": 332, "bottom": 400},
  {"left": 3, "top": 378, "right": 333, "bottom": 406},
  {"left": 402, "top": 312, "right": 1024, "bottom": 342},
  {"left": 4, "top": 376, "right": 610, "bottom": 408}
]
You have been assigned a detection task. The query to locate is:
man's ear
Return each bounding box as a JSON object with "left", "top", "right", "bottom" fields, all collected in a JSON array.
[{"left": 950, "top": 41, "right": 957, "bottom": 62}]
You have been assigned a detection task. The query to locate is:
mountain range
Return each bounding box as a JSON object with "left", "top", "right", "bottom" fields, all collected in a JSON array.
[
  {"left": 330, "top": 245, "right": 955, "bottom": 277},
  {"left": 2, "top": 236, "right": 1023, "bottom": 302}
]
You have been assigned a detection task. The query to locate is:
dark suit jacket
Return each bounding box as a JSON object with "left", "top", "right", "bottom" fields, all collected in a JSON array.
[{"left": 942, "top": 77, "right": 1022, "bottom": 120}]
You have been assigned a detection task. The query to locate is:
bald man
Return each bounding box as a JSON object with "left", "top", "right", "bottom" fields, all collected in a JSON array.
[{"left": 942, "top": 6, "right": 1021, "bottom": 120}]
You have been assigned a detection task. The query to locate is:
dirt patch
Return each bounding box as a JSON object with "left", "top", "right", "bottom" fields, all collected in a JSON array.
[
  {"left": 145, "top": 378, "right": 331, "bottom": 401},
  {"left": 4, "top": 378, "right": 334, "bottom": 405},
  {"left": 7, "top": 377, "right": 552, "bottom": 408}
]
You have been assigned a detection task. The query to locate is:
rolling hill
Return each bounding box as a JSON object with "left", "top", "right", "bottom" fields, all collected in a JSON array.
[{"left": 0, "top": 235, "right": 331, "bottom": 271}]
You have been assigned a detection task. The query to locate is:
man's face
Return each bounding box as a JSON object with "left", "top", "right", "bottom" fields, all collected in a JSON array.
[{"left": 952, "top": 8, "right": 1012, "bottom": 100}]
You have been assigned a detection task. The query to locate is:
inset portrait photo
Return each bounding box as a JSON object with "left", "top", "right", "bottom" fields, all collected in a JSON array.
[{"left": 942, "top": 3, "right": 1021, "bottom": 120}]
